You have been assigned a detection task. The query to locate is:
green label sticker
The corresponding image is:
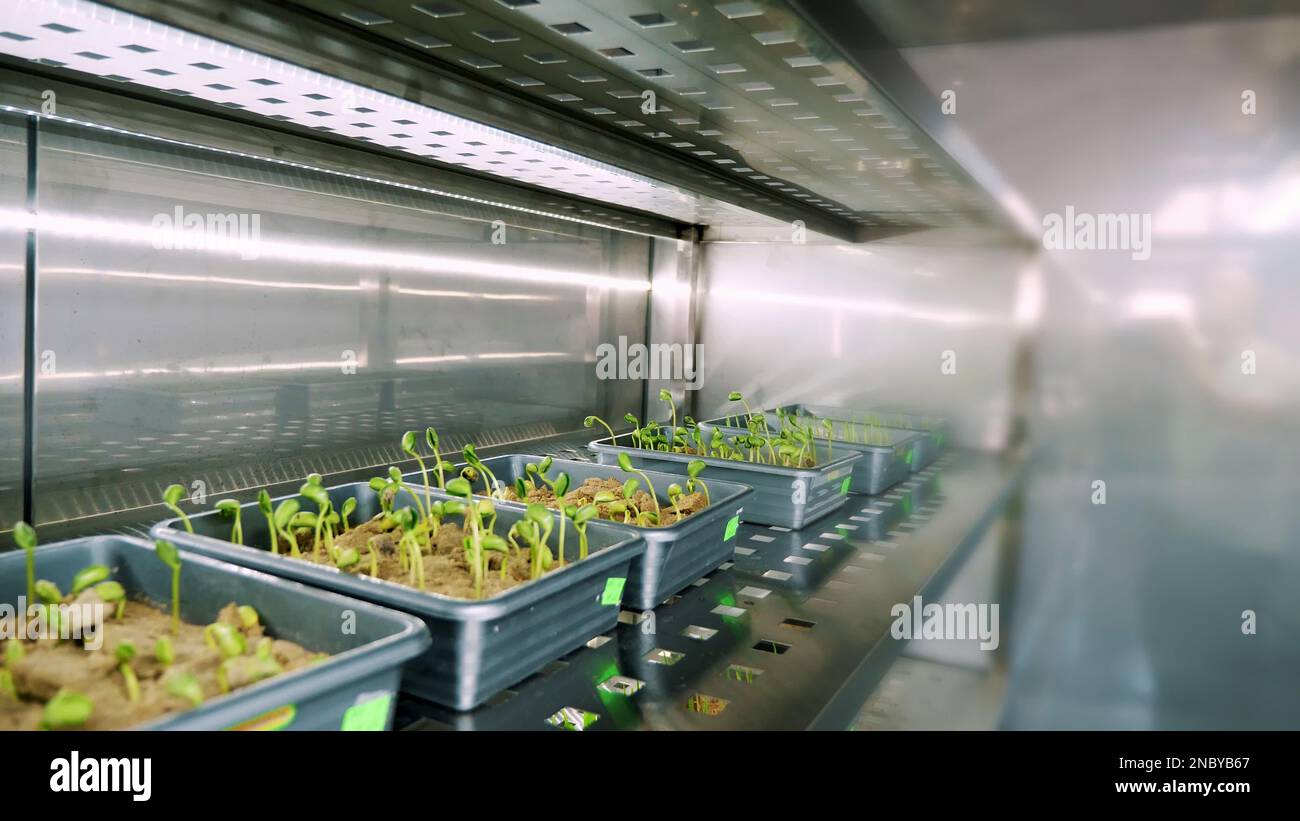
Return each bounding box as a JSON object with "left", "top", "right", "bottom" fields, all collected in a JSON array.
[
  {"left": 723, "top": 514, "right": 740, "bottom": 541},
  {"left": 905, "top": 448, "right": 914, "bottom": 465},
  {"left": 341, "top": 692, "right": 393, "bottom": 731},
  {"left": 601, "top": 577, "right": 626, "bottom": 606},
  {"left": 839, "top": 476, "right": 851, "bottom": 495},
  {"left": 936, "top": 433, "right": 945, "bottom": 447}
]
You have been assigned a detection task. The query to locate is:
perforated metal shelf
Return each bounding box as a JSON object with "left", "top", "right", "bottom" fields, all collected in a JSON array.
[{"left": 393, "top": 448, "right": 1024, "bottom": 730}]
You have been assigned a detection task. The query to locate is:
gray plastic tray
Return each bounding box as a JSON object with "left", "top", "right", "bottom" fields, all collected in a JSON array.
[
  {"left": 586, "top": 437, "right": 860, "bottom": 530},
  {"left": 438, "top": 455, "right": 754, "bottom": 611},
  {"left": 153, "top": 483, "right": 645, "bottom": 711},
  {"left": 698, "top": 421, "right": 922, "bottom": 496},
  {"left": 767, "top": 403, "right": 948, "bottom": 470},
  {"left": 0, "top": 535, "right": 429, "bottom": 730}
]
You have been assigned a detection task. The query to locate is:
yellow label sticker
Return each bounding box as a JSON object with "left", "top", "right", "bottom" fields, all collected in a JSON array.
[{"left": 227, "top": 703, "right": 296, "bottom": 731}]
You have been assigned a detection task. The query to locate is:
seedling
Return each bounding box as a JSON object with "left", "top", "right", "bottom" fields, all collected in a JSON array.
[
  {"left": 94, "top": 581, "right": 126, "bottom": 620},
  {"left": 41, "top": 689, "right": 92, "bottom": 730},
  {"left": 155, "top": 635, "right": 174, "bottom": 666},
  {"left": 686, "top": 459, "right": 710, "bottom": 506},
  {"left": 402, "top": 430, "right": 435, "bottom": 520},
  {"left": 257, "top": 491, "right": 278, "bottom": 555},
  {"left": 659, "top": 389, "right": 680, "bottom": 450},
  {"left": 624, "top": 413, "right": 642, "bottom": 447},
  {"left": 115, "top": 641, "right": 140, "bottom": 704},
  {"left": 214, "top": 499, "right": 243, "bottom": 545},
  {"left": 585, "top": 415, "right": 616, "bottom": 443},
  {"left": 300, "top": 481, "right": 333, "bottom": 560},
  {"left": 667, "top": 483, "right": 684, "bottom": 521},
  {"left": 154, "top": 539, "right": 182, "bottom": 636},
  {"left": 387, "top": 466, "right": 428, "bottom": 524},
  {"left": 165, "top": 671, "right": 203, "bottom": 708},
  {"left": 340, "top": 497, "right": 357, "bottom": 532},
  {"left": 426, "top": 428, "right": 447, "bottom": 490},
  {"left": 462, "top": 444, "right": 503, "bottom": 499},
  {"left": 567, "top": 504, "right": 598, "bottom": 560},
  {"left": 273, "top": 499, "right": 302, "bottom": 557},
  {"left": 552, "top": 473, "right": 570, "bottom": 567},
  {"left": 616, "top": 451, "right": 661, "bottom": 520},
  {"left": 728, "top": 391, "right": 776, "bottom": 462},
  {"left": 205, "top": 622, "right": 246, "bottom": 658},
  {"left": 163, "top": 484, "right": 193, "bottom": 534},
  {"left": 14, "top": 521, "right": 36, "bottom": 604}
]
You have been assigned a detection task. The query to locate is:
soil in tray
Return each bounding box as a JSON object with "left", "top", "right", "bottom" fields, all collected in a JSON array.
[
  {"left": 493, "top": 476, "right": 707, "bottom": 527},
  {"left": 303, "top": 517, "right": 547, "bottom": 599},
  {"left": 1, "top": 601, "right": 322, "bottom": 730}
]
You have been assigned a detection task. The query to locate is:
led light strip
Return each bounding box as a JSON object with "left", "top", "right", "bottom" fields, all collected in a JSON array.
[
  {"left": 0, "top": 0, "right": 741, "bottom": 225},
  {"left": 0, "top": 210, "right": 652, "bottom": 292}
]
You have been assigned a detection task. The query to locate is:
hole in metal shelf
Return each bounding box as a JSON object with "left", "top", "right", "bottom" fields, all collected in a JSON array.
[
  {"left": 719, "top": 561, "right": 735, "bottom": 570},
  {"left": 598, "top": 675, "right": 644, "bottom": 696},
  {"left": 726, "top": 663, "right": 763, "bottom": 683},
  {"left": 618, "top": 610, "right": 651, "bottom": 625},
  {"left": 546, "top": 707, "right": 599, "bottom": 731},
  {"left": 753, "top": 639, "right": 791, "bottom": 655},
  {"left": 737, "top": 586, "right": 770, "bottom": 599},
  {"left": 413, "top": 2, "right": 464, "bottom": 19},
  {"left": 526, "top": 51, "right": 567, "bottom": 64},
  {"left": 711, "top": 604, "right": 746, "bottom": 618},
  {"left": 673, "top": 39, "right": 714, "bottom": 53},
  {"left": 805, "top": 596, "right": 837, "bottom": 609},
  {"left": 630, "top": 12, "right": 675, "bottom": 27},
  {"left": 750, "top": 534, "right": 774, "bottom": 543},
  {"left": 818, "top": 533, "right": 845, "bottom": 541},
  {"left": 761, "top": 569, "right": 792, "bottom": 581},
  {"left": 598, "top": 46, "right": 635, "bottom": 59},
  {"left": 682, "top": 625, "right": 717, "bottom": 641},
  {"left": 644, "top": 648, "right": 684, "bottom": 666},
  {"left": 734, "top": 546, "right": 755, "bottom": 556},
  {"left": 716, "top": 1, "right": 764, "bottom": 19},
  {"left": 784, "top": 555, "right": 811, "bottom": 566},
  {"left": 341, "top": 10, "right": 390, "bottom": 25},
  {"left": 801, "top": 543, "right": 829, "bottom": 552},
  {"left": 586, "top": 634, "right": 613, "bottom": 649},
  {"left": 551, "top": 21, "right": 592, "bottom": 35},
  {"left": 685, "top": 693, "right": 729, "bottom": 715},
  {"left": 781, "top": 618, "right": 816, "bottom": 631}
]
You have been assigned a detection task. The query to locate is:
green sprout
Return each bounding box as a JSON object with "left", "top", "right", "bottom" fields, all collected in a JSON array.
[
  {"left": 552, "top": 473, "right": 570, "bottom": 567},
  {"left": 584, "top": 415, "right": 616, "bottom": 443},
  {"left": 340, "top": 496, "right": 357, "bottom": 532},
  {"left": 387, "top": 466, "right": 428, "bottom": 523},
  {"left": 566, "top": 504, "right": 598, "bottom": 560},
  {"left": 162, "top": 484, "right": 193, "bottom": 534},
  {"left": 34, "top": 579, "right": 62, "bottom": 605},
  {"left": 402, "top": 430, "right": 435, "bottom": 522},
  {"left": 257, "top": 491, "right": 278, "bottom": 555},
  {"left": 300, "top": 481, "right": 332, "bottom": 560},
  {"left": 273, "top": 499, "right": 302, "bottom": 557},
  {"left": 659, "top": 389, "right": 679, "bottom": 451},
  {"left": 0, "top": 641, "right": 23, "bottom": 700},
  {"left": 94, "top": 581, "right": 126, "bottom": 620},
  {"left": 214, "top": 499, "right": 243, "bottom": 545},
  {"left": 623, "top": 413, "right": 642, "bottom": 448},
  {"left": 115, "top": 641, "right": 140, "bottom": 704},
  {"left": 14, "top": 521, "right": 36, "bottom": 604},
  {"left": 821, "top": 418, "right": 834, "bottom": 462},
  {"left": 41, "top": 689, "right": 92, "bottom": 730},
  {"left": 426, "top": 427, "right": 447, "bottom": 489},
  {"left": 165, "top": 671, "right": 203, "bottom": 708},
  {"left": 616, "top": 451, "right": 661, "bottom": 520},
  {"left": 667, "top": 483, "right": 684, "bottom": 522},
  {"left": 686, "top": 459, "right": 710, "bottom": 506},
  {"left": 205, "top": 622, "right": 246, "bottom": 659},
  {"left": 461, "top": 444, "right": 501, "bottom": 499},
  {"left": 154, "top": 539, "right": 182, "bottom": 636},
  {"left": 70, "top": 564, "right": 108, "bottom": 596},
  {"left": 155, "top": 635, "right": 174, "bottom": 667},
  {"left": 728, "top": 391, "right": 775, "bottom": 462}
]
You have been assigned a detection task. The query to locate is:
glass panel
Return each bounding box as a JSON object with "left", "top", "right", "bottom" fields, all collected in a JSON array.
[
  {"left": 30, "top": 117, "right": 649, "bottom": 527},
  {"left": 0, "top": 111, "right": 27, "bottom": 533}
]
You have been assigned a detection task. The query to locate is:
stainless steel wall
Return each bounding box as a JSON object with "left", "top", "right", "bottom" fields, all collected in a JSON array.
[
  {"left": 692, "top": 231, "right": 1033, "bottom": 448},
  {"left": 1, "top": 105, "right": 652, "bottom": 531}
]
